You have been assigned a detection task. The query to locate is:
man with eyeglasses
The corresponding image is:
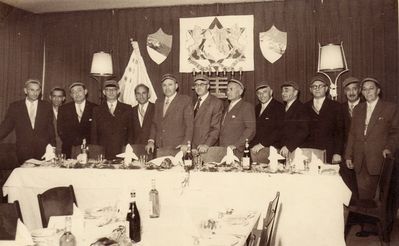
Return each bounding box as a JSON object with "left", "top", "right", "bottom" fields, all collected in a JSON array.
[
  {"left": 304, "top": 75, "right": 344, "bottom": 164},
  {"left": 192, "top": 74, "right": 223, "bottom": 153}
]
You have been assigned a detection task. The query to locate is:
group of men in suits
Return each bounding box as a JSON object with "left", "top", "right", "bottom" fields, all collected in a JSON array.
[{"left": 0, "top": 74, "right": 398, "bottom": 201}]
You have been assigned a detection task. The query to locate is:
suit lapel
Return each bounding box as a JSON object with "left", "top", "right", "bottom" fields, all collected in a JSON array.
[
  {"left": 366, "top": 100, "right": 383, "bottom": 136},
  {"left": 22, "top": 101, "right": 34, "bottom": 130},
  {"left": 194, "top": 96, "right": 210, "bottom": 120},
  {"left": 163, "top": 95, "right": 178, "bottom": 119}
]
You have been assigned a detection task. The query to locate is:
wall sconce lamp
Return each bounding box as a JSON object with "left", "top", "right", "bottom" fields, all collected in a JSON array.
[
  {"left": 317, "top": 42, "right": 348, "bottom": 100},
  {"left": 90, "top": 51, "right": 113, "bottom": 103}
]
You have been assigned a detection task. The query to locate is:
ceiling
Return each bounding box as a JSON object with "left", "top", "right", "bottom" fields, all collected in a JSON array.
[{"left": 1, "top": 0, "right": 271, "bottom": 14}]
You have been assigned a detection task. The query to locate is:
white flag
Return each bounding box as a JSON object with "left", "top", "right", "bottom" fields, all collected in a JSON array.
[{"left": 119, "top": 40, "right": 157, "bottom": 107}]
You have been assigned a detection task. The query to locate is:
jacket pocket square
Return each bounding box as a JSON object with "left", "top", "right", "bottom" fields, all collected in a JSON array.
[
  {"left": 232, "top": 115, "right": 236, "bottom": 119},
  {"left": 265, "top": 117, "right": 270, "bottom": 120},
  {"left": 378, "top": 117, "right": 384, "bottom": 120}
]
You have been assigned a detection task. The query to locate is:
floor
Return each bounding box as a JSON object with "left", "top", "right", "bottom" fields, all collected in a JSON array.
[{"left": 345, "top": 215, "right": 399, "bottom": 246}]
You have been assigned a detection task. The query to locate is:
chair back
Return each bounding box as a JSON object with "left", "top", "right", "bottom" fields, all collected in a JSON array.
[
  {"left": 259, "top": 191, "right": 280, "bottom": 246},
  {"left": 199, "top": 146, "right": 226, "bottom": 164},
  {"left": 375, "top": 157, "right": 395, "bottom": 209},
  {"left": 251, "top": 147, "right": 270, "bottom": 164},
  {"left": 0, "top": 201, "right": 23, "bottom": 240},
  {"left": 71, "top": 144, "right": 104, "bottom": 159},
  {"left": 37, "top": 185, "right": 77, "bottom": 227}
]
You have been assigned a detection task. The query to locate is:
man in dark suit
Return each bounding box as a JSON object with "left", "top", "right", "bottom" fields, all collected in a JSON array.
[
  {"left": 91, "top": 80, "right": 132, "bottom": 159},
  {"left": 340, "top": 76, "right": 362, "bottom": 198},
  {"left": 0, "top": 79, "right": 55, "bottom": 164},
  {"left": 130, "top": 84, "right": 155, "bottom": 145},
  {"left": 304, "top": 75, "right": 344, "bottom": 163},
  {"left": 345, "top": 77, "right": 399, "bottom": 199},
  {"left": 49, "top": 86, "right": 66, "bottom": 155},
  {"left": 219, "top": 79, "right": 256, "bottom": 153},
  {"left": 279, "top": 81, "right": 309, "bottom": 158},
  {"left": 145, "top": 74, "right": 194, "bottom": 154},
  {"left": 251, "top": 82, "right": 284, "bottom": 153},
  {"left": 192, "top": 74, "right": 223, "bottom": 153},
  {"left": 57, "top": 82, "right": 97, "bottom": 158}
]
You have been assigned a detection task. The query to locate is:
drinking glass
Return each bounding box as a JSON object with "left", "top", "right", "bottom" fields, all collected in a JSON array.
[
  {"left": 97, "top": 154, "right": 104, "bottom": 164},
  {"left": 57, "top": 153, "right": 66, "bottom": 166}
]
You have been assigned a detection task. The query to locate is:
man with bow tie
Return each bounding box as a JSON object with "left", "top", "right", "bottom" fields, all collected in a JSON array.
[
  {"left": 219, "top": 78, "right": 256, "bottom": 155},
  {"left": 304, "top": 75, "right": 344, "bottom": 164},
  {"left": 345, "top": 77, "right": 399, "bottom": 199},
  {"left": 91, "top": 80, "right": 132, "bottom": 159},
  {"left": 251, "top": 82, "right": 284, "bottom": 153},
  {"left": 192, "top": 74, "right": 223, "bottom": 153},
  {"left": 0, "top": 79, "right": 55, "bottom": 164},
  {"left": 57, "top": 82, "right": 97, "bottom": 158}
]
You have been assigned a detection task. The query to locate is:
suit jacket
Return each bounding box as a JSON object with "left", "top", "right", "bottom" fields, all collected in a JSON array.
[
  {"left": 192, "top": 94, "right": 223, "bottom": 148},
  {"left": 345, "top": 100, "right": 399, "bottom": 175},
  {"left": 251, "top": 98, "right": 284, "bottom": 148},
  {"left": 53, "top": 113, "right": 62, "bottom": 155},
  {"left": 130, "top": 103, "right": 155, "bottom": 145},
  {"left": 57, "top": 101, "right": 97, "bottom": 158},
  {"left": 149, "top": 94, "right": 194, "bottom": 148},
  {"left": 341, "top": 99, "right": 363, "bottom": 151},
  {"left": 304, "top": 98, "right": 344, "bottom": 162},
  {"left": 280, "top": 99, "right": 309, "bottom": 152},
  {"left": 0, "top": 99, "right": 55, "bottom": 164},
  {"left": 91, "top": 101, "right": 132, "bottom": 159},
  {"left": 219, "top": 99, "right": 256, "bottom": 151}
]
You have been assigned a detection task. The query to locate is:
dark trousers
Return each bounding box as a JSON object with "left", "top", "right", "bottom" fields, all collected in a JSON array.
[{"left": 356, "top": 163, "right": 379, "bottom": 200}]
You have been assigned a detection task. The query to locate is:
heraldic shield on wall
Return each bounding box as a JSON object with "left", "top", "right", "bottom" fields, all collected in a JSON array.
[
  {"left": 259, "top": 25, "right": 287, "bottom": 64},
  {"left": 180, "top": 15, "right": 254, "bottom": 73},
  {"left": 146, "top": 28, "right": 172, "bottom": 64}
]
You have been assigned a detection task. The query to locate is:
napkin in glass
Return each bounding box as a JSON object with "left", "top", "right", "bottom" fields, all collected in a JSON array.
[
  {"left": 268, "top": 146, "right": 284, "bottom": 172},
  {"left": 292, "top": 148, "right": 307, "bottom": 170},
  {"left": 41, "top": 144, "right": 56, "bottom": 161},
  {"left": 116, "top": 144, "right": 138, "bottom": 164},
  {"left": 220, "top": 147, "right": 239, "bottom": 165}
]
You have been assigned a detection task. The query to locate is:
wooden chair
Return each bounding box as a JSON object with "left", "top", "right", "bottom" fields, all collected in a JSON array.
[
  {"left": 199, "top": 146, "right": 226, "bottom": 164},
  {"left": 71, "top": 144, "right": 104, "bottom": 159},
  {"left": 37, "top": 185, "right": 77, "bottom": 228},
  {"left": 344, "top": 157, "right": 395, "bottom": 243},
  {"left": 248, "top": 191, "right": 281, "bottom": 246},
  {"left": 0, "top": 200, "right": 23, "bottom": 240}
]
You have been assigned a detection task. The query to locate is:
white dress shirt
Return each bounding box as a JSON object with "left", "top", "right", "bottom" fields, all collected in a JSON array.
[
  {"left": 259, "top": 97, "right": 272, "bottom": 116},
  {"left": 25, "top": 99, "right": 38, "bottom": 129},
  {"left": 364, "top": 98, "right": 379, "bottom": 135},
  {"left": 138, "top": 102, "right": 149, "bottom": 127}
]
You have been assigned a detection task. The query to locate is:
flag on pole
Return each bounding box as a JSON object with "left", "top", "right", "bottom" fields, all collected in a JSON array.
[{"left": 119, "top": 40, "right": 157, "bottom": 107}]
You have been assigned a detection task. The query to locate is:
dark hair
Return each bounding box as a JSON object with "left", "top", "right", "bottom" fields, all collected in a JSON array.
[
  {"left": 134, "top": 84, "right": 150, "bottom": 94},
  {"left": 50, "top": 87, "right": 66, "bottom": 97}
]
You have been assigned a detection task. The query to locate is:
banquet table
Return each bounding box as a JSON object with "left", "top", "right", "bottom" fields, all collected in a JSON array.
[{"left": 2, "top": 166, "right": 351, "bottom": 246}]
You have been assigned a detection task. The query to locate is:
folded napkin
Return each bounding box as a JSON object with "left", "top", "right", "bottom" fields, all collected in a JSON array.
[
  {"left": 148, "top": 151, "right": 184, "bottom": 166},
  {"left": 0, "top": 219, "right": 34, "bottom": 246},
  {"left": 309, "top": 152, "right": 324, "bottom": 174},
  {"left": 116, "top": 144, "right": 138, "bottom": 164},
  {"left": 292, "top": 148, "right": 308, "bottom": 170},
  {"left": 220, "top": 147, "right": 239, "bottom": 165},
  {"left": 41, "top": 144, "right": 56, "bottom": 161},
  {"left": 268, "top": 146, "right": 284, "bottom": 172}
]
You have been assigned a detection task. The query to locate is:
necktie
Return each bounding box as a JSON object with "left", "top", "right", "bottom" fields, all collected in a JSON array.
[
  {"left": 139, "top": 105, "right": 145, "bottom": 127},
  {"left": 259, "top": 104, "right": 266, "bottom": 116},
  {"left": 285, "top": 104, "right": 289, "bottom": 112},
  {"left": 28, "top": 102, "right": 36, "bottom": 129},
  {"left": 349, "top": 104, "right": 354, "bottom": 117},
  {"left": 163, "top": 98, "right": 170, "bottom": 117},
  {"left": 77, "top": 104, "right": 83, "bottom": 122},
  {"left": 364, "top": 104, "right": 373, "bottom": 135},
  {"left": 194, "top": 97, "right": 202, "bottom": 117},
  {"left": 109, "top": 103, "right": 115, "bottom": 116}
]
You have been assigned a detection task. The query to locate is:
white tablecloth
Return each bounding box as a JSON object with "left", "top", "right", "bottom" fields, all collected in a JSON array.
[{"left": 3, "top": 167, "right": 351, "bottom": 246}]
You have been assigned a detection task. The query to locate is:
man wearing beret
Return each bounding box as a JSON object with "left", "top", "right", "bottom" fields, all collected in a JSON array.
[
  {"left": 219, "top": 79, "right": 256, "bottom": 154},
  {"left": 279, "top": 81, "right": 309, "bottom": 158},
  {"left": 345, "top": 77, "right": 399, "bottom": 199},
  {"left": 251, "top": 82, "right": 284, "bottom": 152},
  {"left": 58, "top": 82, "right": 97, "bottom": 158},
  {"left": 0, "top": 79, "right": 55, "bottom": 164},
  {"left": 91, "top": 80, "right": 132, "bottom": 159},
  {"left": 304, "top": 75, "right": 344, "bottom": 163},
  {"left": 191, "top": 74, "right": 223, "bottom": 153},
  {"left": 145, "top": 74, "right": 194, "bottom": 155}
]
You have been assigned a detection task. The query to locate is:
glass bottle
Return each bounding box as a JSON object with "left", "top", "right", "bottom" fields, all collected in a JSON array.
[
  {"left": 59, "top": 216, "right": 76, "bottom": 246},
  {"left": 242, "top": 139, "right": 251, "bottom": 170},
  {"left": 149, "top": 179, "right": 160, "bottom": 218},
  {"left": 126, "top": 190, "right": 141, "bottom": 243},
  {"left": 183, "top": 141, "right": 193, "bottom": 169},
  {"left": 80, "top": 138, "right": 88, "bottom": 164}
]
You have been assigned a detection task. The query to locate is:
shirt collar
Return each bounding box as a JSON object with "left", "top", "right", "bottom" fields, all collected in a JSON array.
[
  {"left": 313, "top": 96, "right": 326, "bottom": 105},
  {"left": 138, "top": 101, "right": 149, "bottom": 111},
  {"left": 198, "top": 92, "right": 209, "bottom": 102},
  {"left": 229, "top": 98, "right": 242, "bottom": 110},
  {"left": 25, "top": 98, "right": 38, "bottom": 106},
  {"left": 261, "top": 97, "right": 273, "bottom": 108},
  {"left": 166, "top": 92, "right": 177, "bottom": 103},
  {"left": 366, "top": 97, "right": 379, "bottom": 108},
  {"left": 107, "top": 100, "right": 118, "bottom": 108},
  {"left": 348, "top": 98, "right": 360, "bottom": 108}
]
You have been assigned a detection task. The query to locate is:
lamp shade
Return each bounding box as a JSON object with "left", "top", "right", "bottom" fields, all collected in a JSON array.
[
  {"left": 90, "top": 51, "right": 113, "bottom": 76},
  {"left": 318, "top": 43, "right": 347, "bottom": 72}
]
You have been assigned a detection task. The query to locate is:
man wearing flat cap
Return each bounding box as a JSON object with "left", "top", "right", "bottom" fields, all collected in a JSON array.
[
  {"left": 219, "top": 78, "right": 256, "bottom": 153},
  {"left": 346, "top": 77, "right": 399, "bottom": 199},
  {"left": 58, "top": 82, "right": 97, "bottom": 158},
  {"left": 192, "top": 74, "right": 223, "bottom": 153},
  {"left": 91, "top": 80, "right": 132, "bottom": 159},
  {"left": 145, "top": 74, "right": 194, "bottom": 155},
  {"left": 304, "top": 75, "right": 344, "bottom": 163},
  {"left": 340, "top": 76, "right": 363, "bottom": 198},
  {"left": 251, "top": 82, "right": 284, "bottom": 152},
  {"left": 0, "top": 79, "right": 55, "bottom": 164},
  {"left": 279, "top": 80, "right": 309, "bottom": 158}
]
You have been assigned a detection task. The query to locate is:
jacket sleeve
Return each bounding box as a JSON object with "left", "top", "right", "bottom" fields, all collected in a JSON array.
[
  {"left": 0, "top": 103, "right": 16, "bottom": 140},
  {"left": 234, "top": 103, "right": 256, "bottom": 150}
]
